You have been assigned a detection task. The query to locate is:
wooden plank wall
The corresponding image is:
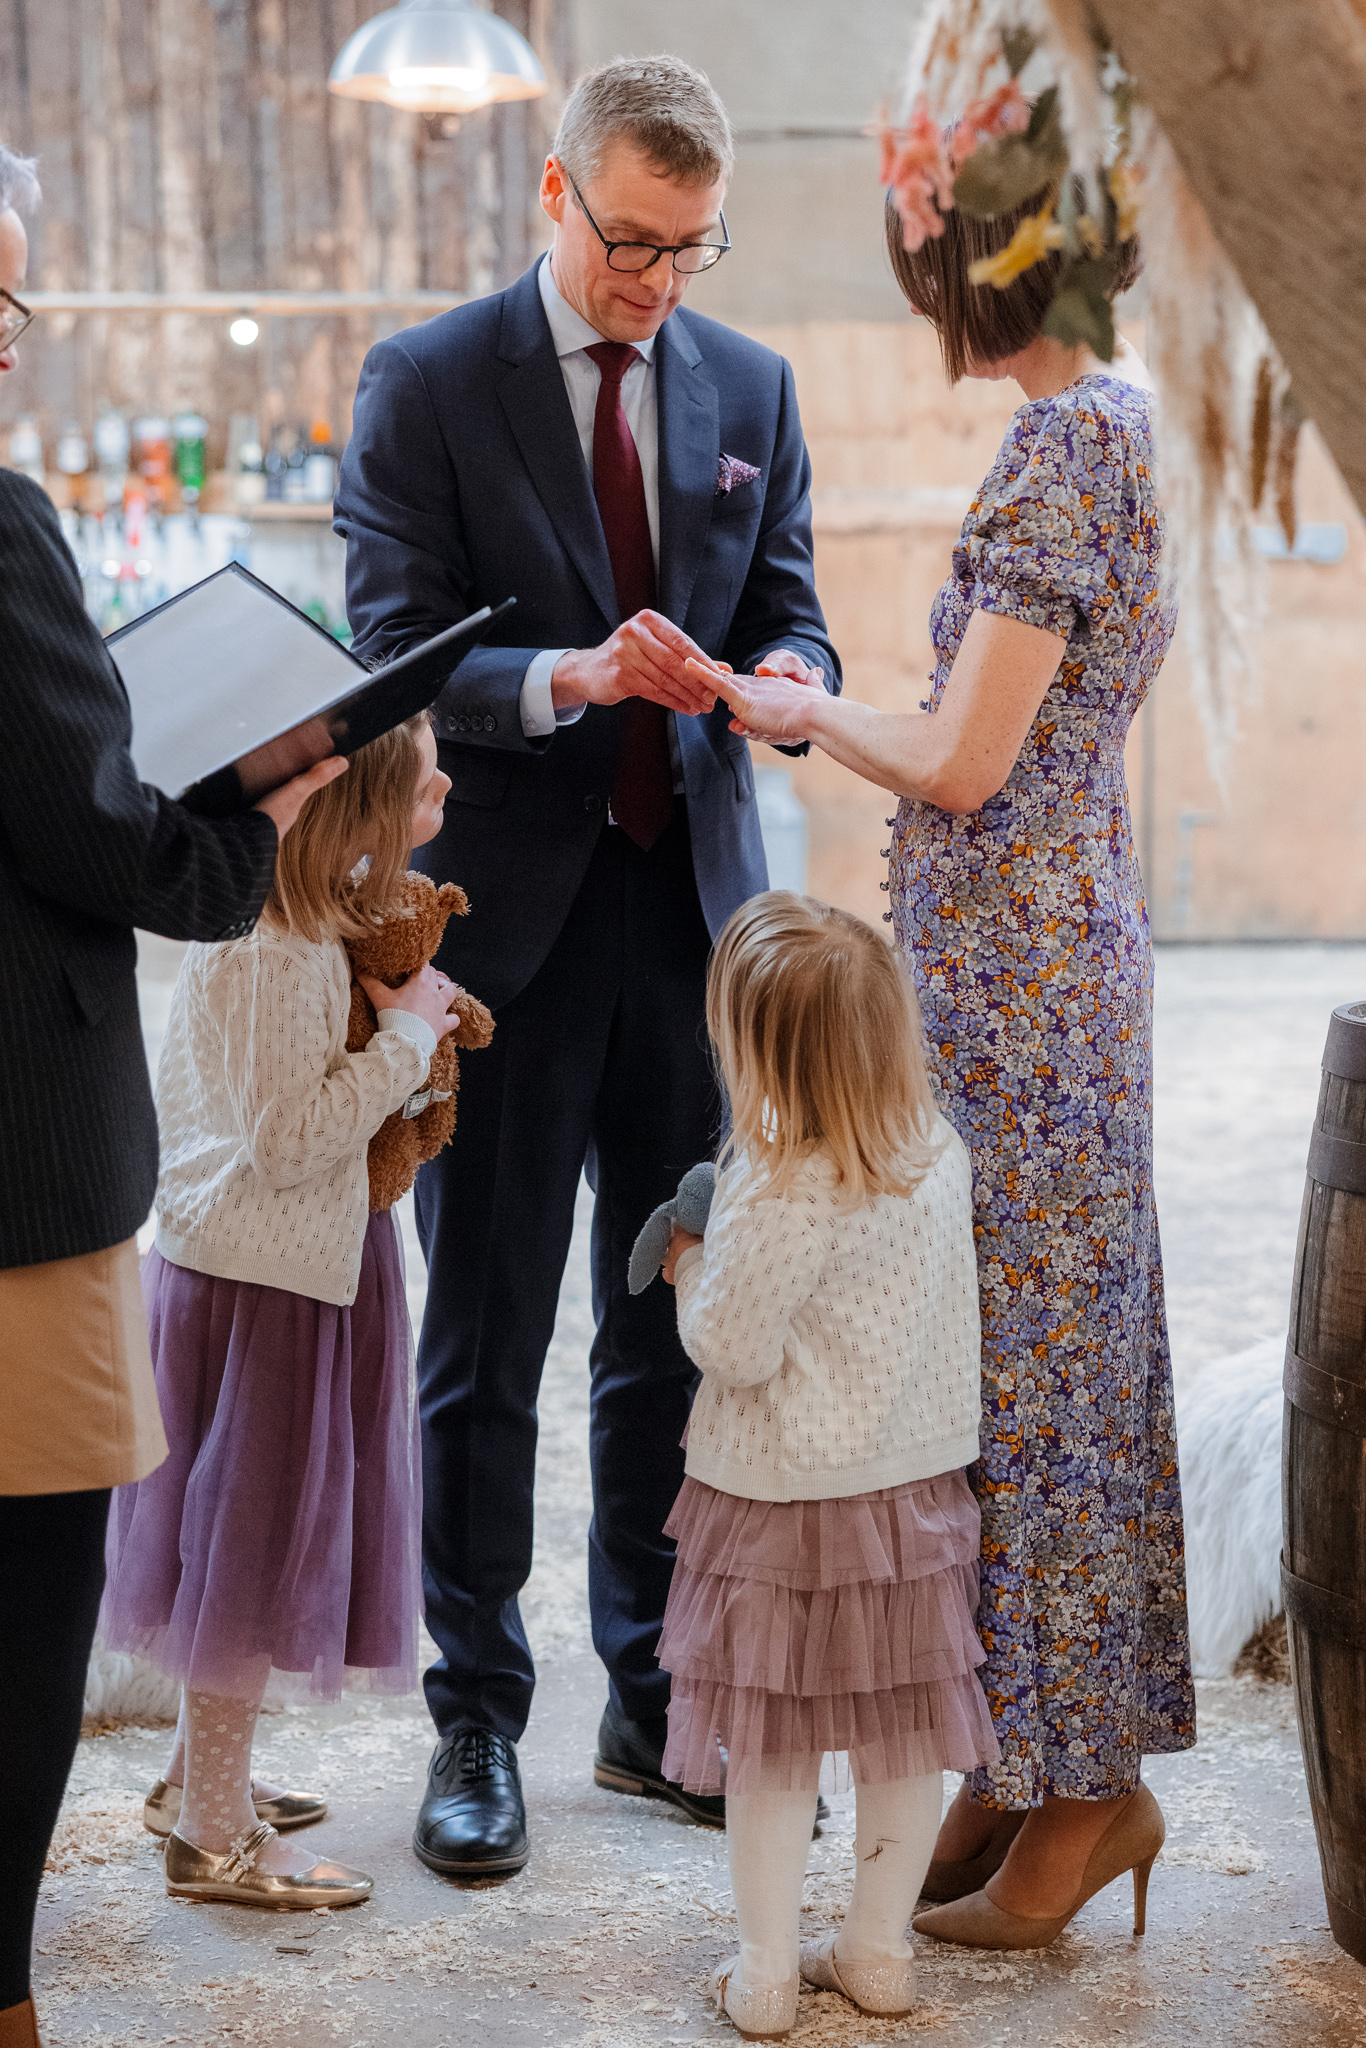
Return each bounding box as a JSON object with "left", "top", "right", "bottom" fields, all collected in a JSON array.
[{"left": 0, "top": 0, "right": 574, "bottom": 457}]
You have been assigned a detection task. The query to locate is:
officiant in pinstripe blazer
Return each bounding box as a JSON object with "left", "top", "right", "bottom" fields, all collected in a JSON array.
[{"left": 0, "top": 150, "right": 347, "bottom": 2048}]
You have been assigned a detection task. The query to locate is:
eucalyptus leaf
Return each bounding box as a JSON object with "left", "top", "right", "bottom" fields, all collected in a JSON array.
[
  {"left": 953, "top": 88, "right": 1068, "bottom": 218},
  {"left": 1025, "top": 84, "right": 1059, "bottom": 144},
  {"left": 1001, "top": 25, "right": 1037, "bottom": 76},
  {"left": 1043, "top": 279, "right": 1116, "bottom": 360}
]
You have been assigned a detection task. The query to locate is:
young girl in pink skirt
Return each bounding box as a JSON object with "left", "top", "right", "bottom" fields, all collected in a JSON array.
[
  {"left": 659, "top": 893, "right": 999, "bottom": 2037},
  {"left": 102, "top": 716, "right": 456, "bottom": 1910}
]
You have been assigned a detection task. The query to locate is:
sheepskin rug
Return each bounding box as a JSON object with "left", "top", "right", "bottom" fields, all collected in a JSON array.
[{"left": 1175, "top": 1334, "right": 1285, "bottom": 1677}]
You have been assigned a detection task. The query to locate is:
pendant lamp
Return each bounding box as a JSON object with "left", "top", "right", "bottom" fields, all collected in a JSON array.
[{"left": 328, "top": 0, "right": 547, "bottom": 115}]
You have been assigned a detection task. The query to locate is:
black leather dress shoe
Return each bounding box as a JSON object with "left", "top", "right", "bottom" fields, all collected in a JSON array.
[
  {"left": 593, "top": 1701, "right": 830, "bottom": 1835},
  {"left": 413, "top": 1727, "right": 529, "bottom": 1879}
]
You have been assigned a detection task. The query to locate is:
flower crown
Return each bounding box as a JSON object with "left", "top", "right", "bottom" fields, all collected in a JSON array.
[{"left": 878, "top": 27, "right": 1138, "bottom": 361}]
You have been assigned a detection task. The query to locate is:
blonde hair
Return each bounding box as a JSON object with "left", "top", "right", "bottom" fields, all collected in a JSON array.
[
  {"left": 264, "top": 715, "right": 428, "bottom": 943},
  {"left": 708, "top": 892, "right": 943, "bottom": 1207}
]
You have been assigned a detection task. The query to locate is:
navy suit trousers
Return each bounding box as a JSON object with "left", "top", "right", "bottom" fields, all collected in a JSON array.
[{"left": 413, "top": 812, "right": 721, "bottom": 1741}]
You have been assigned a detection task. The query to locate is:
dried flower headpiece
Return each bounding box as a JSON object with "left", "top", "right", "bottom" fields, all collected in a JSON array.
[{"left": 878, "top": 25, "right": 1137, "bottom": 360}]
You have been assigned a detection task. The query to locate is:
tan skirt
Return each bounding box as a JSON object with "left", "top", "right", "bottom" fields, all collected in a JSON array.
[
  {"left": 0, "top": 1237, "right": 166, "bottom": 1495},
  {"left": 658, "top": 1469, "right": 1000, "bottom": 1795}
]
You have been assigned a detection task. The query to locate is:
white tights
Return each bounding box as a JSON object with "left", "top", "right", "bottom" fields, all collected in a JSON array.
[
  {"left": 726, "top": 1767, "right": 944, "bottom": 1990},
  {"left": 168, "top": 1666, "right": 270, "bottom": 1852}
]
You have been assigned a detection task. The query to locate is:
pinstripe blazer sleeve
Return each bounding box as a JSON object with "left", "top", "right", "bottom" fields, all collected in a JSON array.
[{"left": 0, "top": 471, "right": 278, "bottom": 940}]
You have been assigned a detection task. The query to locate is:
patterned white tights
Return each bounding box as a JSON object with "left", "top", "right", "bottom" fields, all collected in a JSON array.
[{"left": 175, "top": 1688, "right": 266, "bottom": 1851}]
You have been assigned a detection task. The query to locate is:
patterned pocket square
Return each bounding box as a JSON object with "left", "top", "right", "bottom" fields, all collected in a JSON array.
[{"left": 716, "top": 453, "right": 762, "bottom": 496}]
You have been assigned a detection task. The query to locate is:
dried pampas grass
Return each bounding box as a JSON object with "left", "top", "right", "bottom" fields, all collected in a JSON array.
[{"left": 1130, "top": 106, "right": 1290, "bottom": 781}]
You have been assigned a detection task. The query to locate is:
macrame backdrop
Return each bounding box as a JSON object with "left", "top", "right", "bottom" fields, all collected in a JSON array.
[{"left": 898, "top": 0, "right": 1299, "bottom": 784}]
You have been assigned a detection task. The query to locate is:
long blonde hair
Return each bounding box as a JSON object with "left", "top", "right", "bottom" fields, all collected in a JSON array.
[
  {"left": 708, "top": 892, "right": 942, "bottom": 1206},
  {"left": 264, "top": 715, "right": 428, "bottom": 943}
]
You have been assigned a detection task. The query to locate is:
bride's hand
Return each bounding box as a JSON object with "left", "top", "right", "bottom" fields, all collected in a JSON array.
[{"left": 685, "top": 656, "right": 825, "bottom": 747}]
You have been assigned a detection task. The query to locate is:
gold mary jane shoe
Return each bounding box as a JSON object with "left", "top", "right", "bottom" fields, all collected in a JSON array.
[
  {"left": 144, "top": 1777, "right": 327, "bottom": 1839},
  {"left": 164, "top": 1822, "right": 372, "bottom": 1909},
  {"left": 799, "top": 1933, "right": 915, "bottom": 2017},
  {"left": 710, "top": 1959, "right": 799, "bottom": 2041},
  {"left": 911, "top": 1782, "right": 1164, "bottom": 1951},
  {"left": 917, "top": 1807, "right": 1027, "bottom": 1905}
]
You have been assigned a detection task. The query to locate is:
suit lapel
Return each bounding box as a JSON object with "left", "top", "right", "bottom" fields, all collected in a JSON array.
[
  {"left": 655, "top": 314, "right": 718, "bottom": 629},
  {"left": 495, "top": 270, "right": 619, "bottom": 630}
]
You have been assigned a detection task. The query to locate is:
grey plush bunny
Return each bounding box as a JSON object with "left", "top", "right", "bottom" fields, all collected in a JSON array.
[{"left": 627, "top": 1162, "right": 716, "bottom": 1294}]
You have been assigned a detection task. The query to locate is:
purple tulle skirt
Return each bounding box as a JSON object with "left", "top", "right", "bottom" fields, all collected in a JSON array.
[
  {"left": 658, "top": 1469, "right": 1001, "bottom": 1794},
  {"left": 101, "top": 1213, "right": 421, "bottom": 1700}
]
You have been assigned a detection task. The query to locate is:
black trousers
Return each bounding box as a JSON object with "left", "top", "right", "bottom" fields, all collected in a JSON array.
[
  {"left": 0, "top": 1487, "right": 110, "bottom": 2009},
  {"left": 414, "top": 813, "right": 720, "bottom": 1740}
]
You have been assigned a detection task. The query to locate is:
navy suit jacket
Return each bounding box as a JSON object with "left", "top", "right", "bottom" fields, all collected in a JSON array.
[{"left": 335, "top": 262, "right": 839, "bottom": 1011}]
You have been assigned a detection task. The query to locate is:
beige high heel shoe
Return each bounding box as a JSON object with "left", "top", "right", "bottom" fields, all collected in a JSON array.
[
  {"left": 917, "top": 1807, "right": 1027, "bottom": 1905},
  {"left": 709, "top": 1958, "right": 799, "bottom": 2040},
  {"left": 799, "top": 1933, "right": 915, "bottom": 2016},
  {"left": 911, "top": 1782, "right": 1164, "bottom": 1950}
]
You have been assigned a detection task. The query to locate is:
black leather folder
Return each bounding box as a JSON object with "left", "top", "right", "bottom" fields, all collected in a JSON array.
[{"left": 109, "top": 560, "right": 514, "bottom": 817}]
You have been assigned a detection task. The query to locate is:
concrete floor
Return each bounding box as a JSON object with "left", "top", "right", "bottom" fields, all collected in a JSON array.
[{"left": 32, "top": 941, "right": 1366, "bottom": 2046}]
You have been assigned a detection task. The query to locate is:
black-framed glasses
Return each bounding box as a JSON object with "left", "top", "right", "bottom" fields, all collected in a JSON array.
[
  {"left": 567, "top": 172, "right": 730, "bottom": 275},
  {"left": 0, "top": 287, "right": 34, "bottom": 350}
]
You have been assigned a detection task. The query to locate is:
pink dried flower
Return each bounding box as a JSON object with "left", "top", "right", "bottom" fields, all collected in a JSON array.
[
  {"left": 877, "top": 98, "right": 955, "bottom": 253},
  {"left": 949, "top": 79, "right": 1031, "bottom": 166}
]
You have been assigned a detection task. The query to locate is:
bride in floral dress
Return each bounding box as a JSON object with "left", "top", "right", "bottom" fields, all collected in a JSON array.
[{"left": 704, "top": 191, "right": 1195, "bottom": 1949}]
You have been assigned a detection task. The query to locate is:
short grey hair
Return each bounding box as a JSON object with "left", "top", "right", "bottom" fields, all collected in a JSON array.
[
  {"left": 553, "top": 54, "right": 733, "bottom": 191},
  {"left": 0, "top": 144, "right": 41, "bottom": 216}
]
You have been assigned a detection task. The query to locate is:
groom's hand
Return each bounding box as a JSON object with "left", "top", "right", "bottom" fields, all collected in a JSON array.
[
  {"left": 552, "top": 612, "right": 724, "bottom": 717},
  {"left": 756, "top": 648, "right": 826, "bottom": 690}
]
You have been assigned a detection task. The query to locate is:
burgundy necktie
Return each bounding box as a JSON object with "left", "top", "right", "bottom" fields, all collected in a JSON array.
[{"left": 584, "top": 341, "right": 674, "bottom": 851}]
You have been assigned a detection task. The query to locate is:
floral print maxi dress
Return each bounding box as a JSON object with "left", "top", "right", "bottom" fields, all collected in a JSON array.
[{"left": 889, "top": 375, "right": 1196, "bottom": 1808}]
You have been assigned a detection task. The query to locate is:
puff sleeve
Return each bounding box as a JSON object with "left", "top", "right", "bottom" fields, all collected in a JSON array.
[{"left": 954, "top": 392, "right": 1142, "bottom": 643}]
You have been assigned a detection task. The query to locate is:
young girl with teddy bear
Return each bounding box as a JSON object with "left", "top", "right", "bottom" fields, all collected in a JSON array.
[{"left": 101, "top": 713, "right": 469, "bottom": 1908}]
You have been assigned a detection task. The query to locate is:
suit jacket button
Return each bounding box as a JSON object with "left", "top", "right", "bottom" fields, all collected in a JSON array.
[
  {"left": 584, "top": 794, "right": 602, "bottom": 813},
  {"left": 484, "top": 715, "right": 498, "bottom": 733}
]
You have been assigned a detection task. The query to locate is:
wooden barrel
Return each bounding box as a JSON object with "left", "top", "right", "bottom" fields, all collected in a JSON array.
[{"left": 1283, "top": 999, "right": 1366, "bottom": 1965}]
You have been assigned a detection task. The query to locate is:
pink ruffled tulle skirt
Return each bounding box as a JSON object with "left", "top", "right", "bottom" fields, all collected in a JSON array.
[{"left": 658, "top": 1469, "right": 1000, "bottom": 1794}]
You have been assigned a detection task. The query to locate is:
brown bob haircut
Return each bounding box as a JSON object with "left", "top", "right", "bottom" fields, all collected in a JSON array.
[{"left": 886, "top": 184, "right": 1141, "bottom": 384}]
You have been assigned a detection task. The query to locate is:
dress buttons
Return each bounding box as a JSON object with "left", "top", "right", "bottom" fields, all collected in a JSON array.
[{"left": 584, "top": 794, "right": 602, "bottom": 813}]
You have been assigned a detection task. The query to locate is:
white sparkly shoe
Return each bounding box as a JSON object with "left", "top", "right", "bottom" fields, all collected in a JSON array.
[
  {"left": 710, "top": 1957, "right": 798, "bottom": 2040},
  {"left": 799, "top": 1932, "right": 916, "bottom": 2016}
]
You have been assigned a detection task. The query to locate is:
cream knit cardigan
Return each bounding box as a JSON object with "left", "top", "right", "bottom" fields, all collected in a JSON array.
[
  {"left": 674, "top": 1121, "right": 982, "bottom": 1502},
  {"left": 153, "top": 926, "right": 432, "bottom": 1307}
]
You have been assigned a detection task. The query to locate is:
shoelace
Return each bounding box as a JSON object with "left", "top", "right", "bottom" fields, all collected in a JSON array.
[{"left": 435, "top": 1727, "right": 516, "bottom": 1785}]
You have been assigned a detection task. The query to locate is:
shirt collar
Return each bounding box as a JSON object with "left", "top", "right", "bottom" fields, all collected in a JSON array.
[{"left": 538, "top": 253, "right": 658, "bottom": 364}]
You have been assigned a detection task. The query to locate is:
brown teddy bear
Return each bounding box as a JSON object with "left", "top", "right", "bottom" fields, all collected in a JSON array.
[{"left": 345, "top": 870, "right": 495, "bottom": 1212}]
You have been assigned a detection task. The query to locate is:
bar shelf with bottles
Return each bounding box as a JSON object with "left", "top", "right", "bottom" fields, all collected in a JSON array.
[{"left": 8, "top": 410, "right": 350, "bottom": 640}]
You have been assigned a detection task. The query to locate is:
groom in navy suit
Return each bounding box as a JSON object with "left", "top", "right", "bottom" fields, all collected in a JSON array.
[{"left": 335, "top": 53, "right": 839, "bottom": 1878}]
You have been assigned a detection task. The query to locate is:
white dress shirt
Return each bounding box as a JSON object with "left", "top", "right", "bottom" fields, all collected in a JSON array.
[{"left": 517, "top": 254, "right": 661, "bottom": 741}]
